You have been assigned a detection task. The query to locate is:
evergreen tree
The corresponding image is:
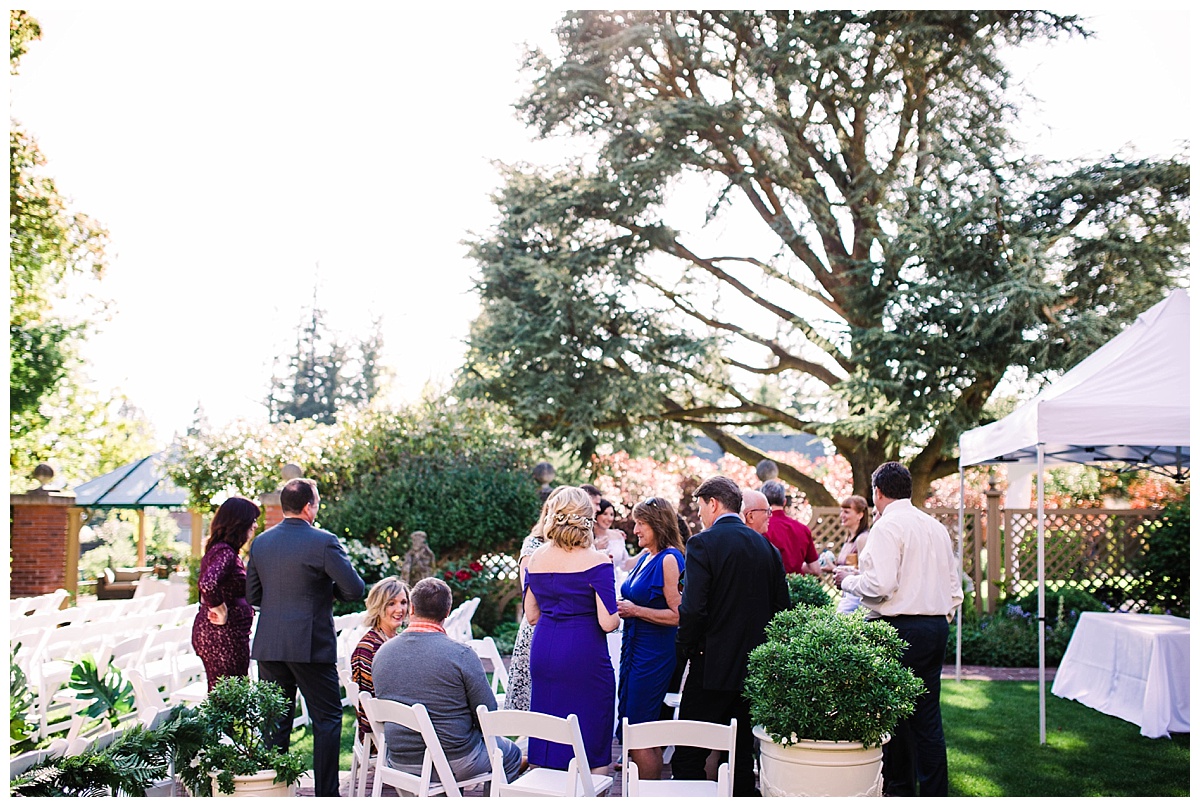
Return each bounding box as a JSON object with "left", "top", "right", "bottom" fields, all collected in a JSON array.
[
  {"left": 461, "top": 11, "right": 1189, "bottom": 501},
  {"left": 267, "top": 296, "right": 387, "bottom": 424}
]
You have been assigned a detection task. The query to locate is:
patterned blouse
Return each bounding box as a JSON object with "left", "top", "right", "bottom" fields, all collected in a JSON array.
[{"left": 350, "top": 627, "right": 390, "bottom": 737}]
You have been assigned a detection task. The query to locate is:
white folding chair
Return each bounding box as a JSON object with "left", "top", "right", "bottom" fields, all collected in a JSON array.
[
  {"left": 10, "top": 738, "right": 68, "bottom": 778},
  {"left": 340, "top": 670, "right": 374, "bottom": 797},
  {"left": 468, "top": 638, "right": 509, "bottom": 709},
  {"left": 444, "top": 598, "right": 480, "bottom": 644},
  {"left": 361, "top": 693, "right": 492, "bottom": 797},
  {"left": 476, "top": 705, "right": 613, "bottom": 797},
  {"left": 621, "top": 717, "right": 736, "bottom": 797}
]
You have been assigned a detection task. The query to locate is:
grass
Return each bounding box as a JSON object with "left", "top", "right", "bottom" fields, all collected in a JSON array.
[
  {"left": 283, "top": 684, "right": 1190, "bottom": 797},
  {"left": 943, "top": 680, "right": 1189, "bottom": 796}
]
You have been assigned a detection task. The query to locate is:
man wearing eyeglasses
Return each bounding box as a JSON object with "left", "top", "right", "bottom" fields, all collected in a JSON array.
[
  {"left": 739, "top": 489, "right": 772, "bottom": 535},
  {"left": 675, "top": 475, "right": 790, "bottom": 797}
]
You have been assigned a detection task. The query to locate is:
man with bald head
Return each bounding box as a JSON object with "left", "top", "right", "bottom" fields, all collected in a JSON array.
[{"left": 740, "top": 489, "right": 772, "bottom": 536}]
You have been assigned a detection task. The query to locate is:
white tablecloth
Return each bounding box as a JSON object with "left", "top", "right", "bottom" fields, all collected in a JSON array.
[{"left": 1051, "top": 612, "right": 1189, "bottom": 738}]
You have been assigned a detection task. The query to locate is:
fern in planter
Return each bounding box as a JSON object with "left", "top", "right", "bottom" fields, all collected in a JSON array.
[
  {"left": 10, "top": 705, "right": 206, "bottom": 796},
  {"left": 745, "top": 605, "right": 925, "bottom": 748},
  {"left": 176, "top": 676, "right": 306, "bottom": 796}
]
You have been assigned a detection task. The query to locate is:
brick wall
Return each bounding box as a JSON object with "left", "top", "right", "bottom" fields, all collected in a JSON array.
[{"left": 9, "top": 493, "right": 74, "bottom": 597}]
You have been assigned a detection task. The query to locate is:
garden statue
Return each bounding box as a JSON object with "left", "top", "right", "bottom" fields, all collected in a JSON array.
[
  {"left": 533, "top": 461, "right": 556, "bottom": 502},
  {"left": 400, "top": 531, "right": 436, "bottom": 586}
]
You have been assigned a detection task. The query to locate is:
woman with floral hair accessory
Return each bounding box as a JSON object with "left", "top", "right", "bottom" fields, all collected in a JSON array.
[{"left": 525, "top": 486, "right": 619, "bottom": 775}]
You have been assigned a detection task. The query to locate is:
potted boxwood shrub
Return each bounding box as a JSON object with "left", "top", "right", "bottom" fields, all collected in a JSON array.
[
  {"left": 744, "top": 605, "right": 925, "bottom": 797},
  {"left": 176, "top": 676, "right": 306, "bottom": 797}
]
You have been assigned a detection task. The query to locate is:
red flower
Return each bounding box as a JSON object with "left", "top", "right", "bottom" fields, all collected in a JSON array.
[
  {"left": 455, "top": 569, "right": 471, "bottom": 582},
  {"left": 469, "top": 562, "right": 484, "bottom": 573},
  {"left": 443, "top": 571, "right": 453, "bottom": 580}
]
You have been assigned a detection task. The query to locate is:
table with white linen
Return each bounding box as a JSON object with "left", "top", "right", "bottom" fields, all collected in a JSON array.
[{"left": 1051, "top": 612, "right": 1189, "bottom": 738}]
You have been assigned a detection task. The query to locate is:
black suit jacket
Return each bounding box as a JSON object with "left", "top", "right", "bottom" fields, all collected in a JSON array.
[
  {"left": 247, "top": 517, "right": 364, "bottom": 664},
  {"left": 676, "top": 513, "right": 790, "bottom": 691}
]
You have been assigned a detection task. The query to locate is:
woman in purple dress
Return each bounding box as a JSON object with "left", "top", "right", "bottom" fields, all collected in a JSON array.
[
  {"left": 191, "top": 496, "right": 259, "bottom": 689},
  {"left": 525, "top": 486, "right": 619, "bottom": 774}
]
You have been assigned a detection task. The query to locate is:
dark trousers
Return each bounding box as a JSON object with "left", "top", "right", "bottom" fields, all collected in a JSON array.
[
  {"left": 257, "top": 659, "right": 344, "bottom": 797},
  {"left": 672, "top": 653, "right": 759, "bottom": 797},
  {"left": 881, "top": 615, "right": 950, "bottom": 797}
]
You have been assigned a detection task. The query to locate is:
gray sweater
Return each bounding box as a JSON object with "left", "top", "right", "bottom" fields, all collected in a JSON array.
[{"left": 370, "top": 631, "right": 497, "bottom": 766}]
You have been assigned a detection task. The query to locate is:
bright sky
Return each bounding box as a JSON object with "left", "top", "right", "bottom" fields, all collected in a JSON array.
[{"left": 11, "top": 8, "right": 1191, "bottom": 444}]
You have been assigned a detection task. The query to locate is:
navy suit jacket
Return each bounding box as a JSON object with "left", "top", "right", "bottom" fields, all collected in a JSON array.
[
  {"left": 247, "top": 517, "right": 364, "bottom": 664},
  {"left": 676, "top": 513, "right": 790, "bottom": 691}
]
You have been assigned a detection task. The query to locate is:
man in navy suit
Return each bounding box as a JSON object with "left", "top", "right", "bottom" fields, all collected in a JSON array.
[
  {"left": 674, "top": 475, "right": 790, "bottom": 796},
  {"left": 247, "top": 477, "right": 364, "bottom": 797}
]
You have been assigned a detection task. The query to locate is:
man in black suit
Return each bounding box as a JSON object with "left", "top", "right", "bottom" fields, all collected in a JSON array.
[
  {"left": 673, "top": 475, "right": 790, "bottom": 797},
  {"left": 247, "top": 478, "right": 364, "bottom": 797}
]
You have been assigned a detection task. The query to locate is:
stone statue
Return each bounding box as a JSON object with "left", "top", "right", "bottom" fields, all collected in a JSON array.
[
  {"left": 400, "top": 531, "right": 436, "bottom": 586},
  {"left": 533, "top": 461, "right": 556, "bottom": 502}
]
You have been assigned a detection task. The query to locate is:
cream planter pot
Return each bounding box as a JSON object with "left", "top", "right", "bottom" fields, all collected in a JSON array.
[
  {"left": 753, "top": 726, "right": 887, "bottom": 797},
  {"left": 210, "top": 770, "right": 297, "bottom": 797}
]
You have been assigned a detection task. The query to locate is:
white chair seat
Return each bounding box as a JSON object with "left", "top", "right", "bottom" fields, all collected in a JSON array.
[{"left": 497, "top": 765, "right": 613, "bottom": 797}]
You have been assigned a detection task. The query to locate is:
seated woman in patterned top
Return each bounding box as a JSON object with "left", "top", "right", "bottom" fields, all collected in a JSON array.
[{"left": 351, "top": 576, "right": 410, "bottom": 737}]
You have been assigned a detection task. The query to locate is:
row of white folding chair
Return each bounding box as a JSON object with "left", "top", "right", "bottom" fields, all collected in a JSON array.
[
  {"left": 361, "top": 692, "right": 493, "bottom": 797},
  {"left": 467, "top": 637, "right": 510, "bottom": 708},
  {"left": 476, "top": 706, "right": 613, "bottom": 797},
  {"left": 444, "top": 598, "right": 480, "bottom": 644},
  {"left": 10, "top": 588, "right": 69, "bottom": 618}
]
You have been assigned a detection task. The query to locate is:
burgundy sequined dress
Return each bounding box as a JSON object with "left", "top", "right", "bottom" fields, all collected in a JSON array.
[{"left": 191, "top": 542, "right": 254, "bottom": 688}]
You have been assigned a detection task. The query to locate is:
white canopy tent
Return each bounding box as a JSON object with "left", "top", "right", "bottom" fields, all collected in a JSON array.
[{"left": 956, "top": 287, "right": 1190, "bottom": 743}]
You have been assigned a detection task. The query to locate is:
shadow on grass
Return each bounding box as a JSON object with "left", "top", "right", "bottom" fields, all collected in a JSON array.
[{"left": 943, "top": 681, "right": 1189, "bottom": 797}]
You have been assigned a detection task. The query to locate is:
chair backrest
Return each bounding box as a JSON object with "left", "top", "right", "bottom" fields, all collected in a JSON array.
[
  {"left": 467, "top": 637, "right": 509, "bottom": 695},
  {"left": 444, "top": 598, "right": 480, "bottom": 643},
  {"left": 621, "top": 717, "right": 737, "bottom": 796},
  {"left": 475, "top": 706, "right": 597, "bottom": 796},
  {"left": 360, "top": 692, "right": 470, "bottom": 797},
  {"left": 10, "top": 738, "right": 68, "bottom": 778},
  {"left": 122, "top": 591, "right": 167, "bottom": 616},
  {"left": 126, "top": 668, "right": 169, "bottom": 719}
]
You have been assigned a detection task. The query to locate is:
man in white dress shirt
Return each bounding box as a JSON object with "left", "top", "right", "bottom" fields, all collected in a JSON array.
[{"left": 835, "top": 461, "right": 963, "bottom": 797}]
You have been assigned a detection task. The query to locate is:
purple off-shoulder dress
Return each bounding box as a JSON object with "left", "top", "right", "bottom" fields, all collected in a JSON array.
[
  {"left": 191, "top": 542, "right": 254, "bottom": 688},
  {"left": 526, "top": 563, "right": 618, "bottom": 770}
]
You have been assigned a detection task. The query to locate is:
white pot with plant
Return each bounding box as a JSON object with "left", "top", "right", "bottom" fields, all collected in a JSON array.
[
  {"left": 744, "top": 605, "right": 924, "bottom": 797},
  {"left": 177, "top": 676, "right": 306, "bottom": 797}
]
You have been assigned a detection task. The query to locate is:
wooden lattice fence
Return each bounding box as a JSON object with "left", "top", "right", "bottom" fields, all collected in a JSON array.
[{"left": 1002, "top": 508, "right": 1157, "bottom": 608}]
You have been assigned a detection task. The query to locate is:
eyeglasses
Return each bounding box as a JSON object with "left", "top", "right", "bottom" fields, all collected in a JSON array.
[{"left": 744, "top": 508, "right": 770, "bottom": 516}]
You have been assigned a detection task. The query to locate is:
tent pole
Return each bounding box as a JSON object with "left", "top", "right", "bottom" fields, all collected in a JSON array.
[
  {"left": 956, "top": 465, "right": 965, "bottom": 682},
  {"left": 1037, "top": 444, "right": 1046, "bottom": 746}
]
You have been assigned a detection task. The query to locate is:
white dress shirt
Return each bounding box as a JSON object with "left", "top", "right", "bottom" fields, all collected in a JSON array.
[{"left": 840, "top": 499, "right": 963, "bottom": 620}]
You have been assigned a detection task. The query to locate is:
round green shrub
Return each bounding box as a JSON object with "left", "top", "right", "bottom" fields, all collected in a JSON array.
[
  {"left": 745, "top": 605, "right": 924, "bottom": 748},
  {"left": 786, "top": 573, "right": 832, "bottom": 608},
  {"left": 1133, "top": 498, "right": 1189, "bottom": 617}
]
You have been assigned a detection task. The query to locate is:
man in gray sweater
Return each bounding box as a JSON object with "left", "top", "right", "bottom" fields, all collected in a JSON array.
[{"left": 372, "top": 577, "right": 522, "bottom": 787}]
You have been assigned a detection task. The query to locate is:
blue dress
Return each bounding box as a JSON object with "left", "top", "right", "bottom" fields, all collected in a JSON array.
[
  {"left": 618, "top": 548, "right": 685, "bottom": 732},
  {"left": 526, "top": 563, "right": 618, "bottom": 770}
]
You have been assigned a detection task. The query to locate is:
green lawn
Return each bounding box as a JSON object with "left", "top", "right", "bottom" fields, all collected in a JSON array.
[
  {"left": 285, "top": 684, "right": 1190, "bottom": 797},
  {"left": 943, "top": 680, "right": 1189, "bottom": 797}
]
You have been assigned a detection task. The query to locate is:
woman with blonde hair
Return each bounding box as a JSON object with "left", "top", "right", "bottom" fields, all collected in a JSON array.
[
  {"left": 835, "top": 495, "right": 871, "bottom": 614},
  {"left": 350, "top": 576, "right": 410, "bottom": 737},
  {"left": 525, "top": 486, "right": 619, "bottom": 775},
  {"left": 506, "top": 486, "right": 569, "bottom": 711}
]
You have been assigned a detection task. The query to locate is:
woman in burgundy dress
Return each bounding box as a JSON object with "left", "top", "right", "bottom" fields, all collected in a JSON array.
[{"left": 191, "top": 496, "right": 259, "bottom": 689}]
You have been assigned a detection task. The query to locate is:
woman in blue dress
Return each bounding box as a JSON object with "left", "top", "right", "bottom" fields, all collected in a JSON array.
[
  {"left": 525, "top": 486, "right": 620, "bottom": 774},
  {"left": 616, "top": 496, "right": 685, "bottom": 781}
]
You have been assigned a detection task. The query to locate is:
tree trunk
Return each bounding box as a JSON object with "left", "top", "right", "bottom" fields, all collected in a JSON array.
[{"left": 697, "top": 425, "right": 839, "bottom": 507}]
